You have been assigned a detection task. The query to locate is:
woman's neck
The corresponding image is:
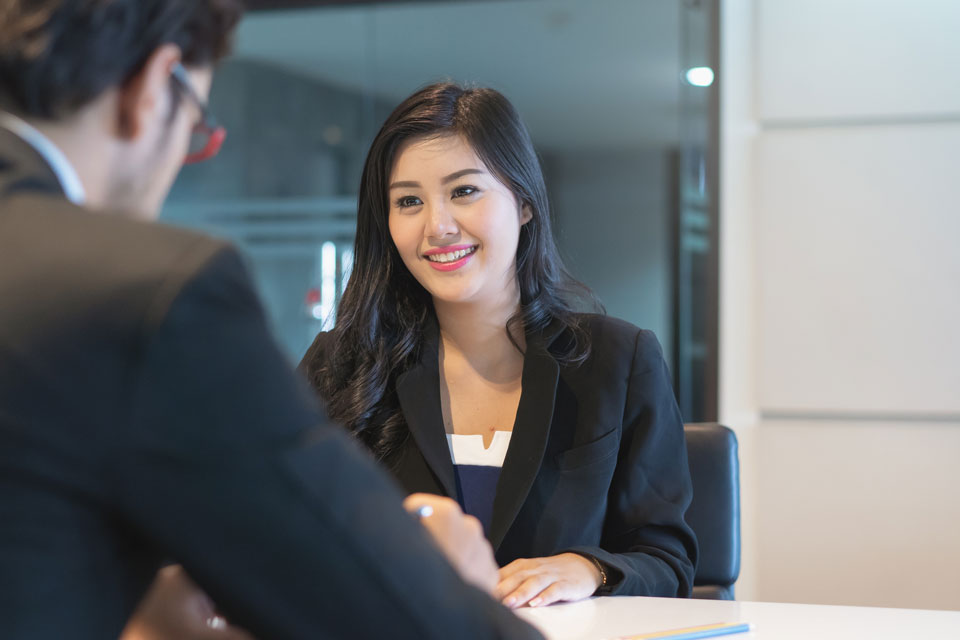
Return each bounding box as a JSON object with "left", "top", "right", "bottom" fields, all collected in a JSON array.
[{"left": 433, "top": 293, "right": 526, "bottom": 383}]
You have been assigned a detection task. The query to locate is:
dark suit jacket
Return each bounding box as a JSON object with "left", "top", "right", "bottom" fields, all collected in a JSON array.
[
  {"left": 301, "top": 314, "right": 699, "bottom": 598},
  {"left": 0, "top": 127, "right": 541, "bottom": 640}
]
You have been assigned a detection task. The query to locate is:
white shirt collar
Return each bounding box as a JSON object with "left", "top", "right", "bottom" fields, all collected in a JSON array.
[{"left": 0, "top": 111, "right": 87, "bottom": 206}]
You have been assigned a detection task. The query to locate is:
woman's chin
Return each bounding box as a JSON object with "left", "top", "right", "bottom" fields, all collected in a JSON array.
[
  {"left": 425, "top": 283, "right": 486, "bottom": 307},
  {"left": 429, "top": 291, "right": 479, "bottom": 306}
]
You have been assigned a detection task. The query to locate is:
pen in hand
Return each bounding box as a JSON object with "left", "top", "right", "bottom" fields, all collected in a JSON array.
[{"left": 416, "top": 504, "right": 434, "bottom": 519}]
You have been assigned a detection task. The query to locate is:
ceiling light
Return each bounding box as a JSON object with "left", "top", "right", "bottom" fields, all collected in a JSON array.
[{"left": 685, "top": 67, "right": 715, "bottom": 87}]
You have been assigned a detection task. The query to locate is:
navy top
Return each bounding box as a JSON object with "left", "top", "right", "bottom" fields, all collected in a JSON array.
[{"left": 446, "top": 431, "right": 512, "bottom": 534}]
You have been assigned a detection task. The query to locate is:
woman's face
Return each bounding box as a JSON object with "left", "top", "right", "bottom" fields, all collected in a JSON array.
[{"left": 387, "top": 134, "right": 531, "bottom": 308}]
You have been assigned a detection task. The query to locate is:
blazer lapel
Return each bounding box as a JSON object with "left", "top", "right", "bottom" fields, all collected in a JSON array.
[
  {"left": 488, "top": 329, "right": 560, "bottom": 550},
  {"left": 395, "top": 321, "right": 457, "bottom": 498}
]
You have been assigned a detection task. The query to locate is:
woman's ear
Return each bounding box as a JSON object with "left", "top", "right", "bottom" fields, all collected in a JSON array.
[{"left": 520, "top": 203, "right": 533, "bottom": 225}]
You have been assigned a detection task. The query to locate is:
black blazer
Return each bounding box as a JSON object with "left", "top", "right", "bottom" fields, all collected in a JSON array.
[
  {"left": 301, "top": 314, "right": 699, "bottom": 597},
  {"left": 0, "top": 127, "right": 541, "bottom": 640}
]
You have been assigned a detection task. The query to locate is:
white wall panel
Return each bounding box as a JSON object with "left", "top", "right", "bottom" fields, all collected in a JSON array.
[
  {"left": 756, "top": 420, "right": 960, "bottom": 610},
  {"left": 724, "top": 0, "right": 960, "bottom": 611},
  {"left": 757, "top": 0, "right": 960, "bottom": 122},
  {"left": 756, "top": 124, "right": 960, "bottom": 414}
]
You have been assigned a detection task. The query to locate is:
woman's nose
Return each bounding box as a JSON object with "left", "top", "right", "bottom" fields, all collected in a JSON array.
[{"left": 425, "top": 201, "right": 459, "bottom": 238}]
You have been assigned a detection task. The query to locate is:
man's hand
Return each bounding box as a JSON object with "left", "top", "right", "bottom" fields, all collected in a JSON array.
[
  {"left": 403, "top": 493, "right": 500, "bottom": 594},
  {"left": 121, "top": 565, "right": 255, "bottom": 640}
]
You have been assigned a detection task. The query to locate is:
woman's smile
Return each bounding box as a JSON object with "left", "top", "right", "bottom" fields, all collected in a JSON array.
[{"left": 424, "top": 244, "right": 479, "bottom": 271}]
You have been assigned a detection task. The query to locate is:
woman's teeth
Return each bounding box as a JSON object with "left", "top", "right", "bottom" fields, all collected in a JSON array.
[{"left": 426, "top": 246, "right": 477, "bottom": 263}]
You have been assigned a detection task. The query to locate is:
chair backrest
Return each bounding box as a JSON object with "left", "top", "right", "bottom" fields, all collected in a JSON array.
[{"left": 684, "top": 423, "right": 741, "bottom": 600}]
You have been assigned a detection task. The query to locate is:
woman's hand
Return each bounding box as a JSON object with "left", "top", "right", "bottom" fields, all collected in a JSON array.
[
  {"left": 403, "top": 493, "right": 500, "bottom": 594},
  {"left": 121, "top": 565, "right": 255, "bottom": 640},
  {"left": 495, "top": 553, "right": 602, "bottom": 608}
]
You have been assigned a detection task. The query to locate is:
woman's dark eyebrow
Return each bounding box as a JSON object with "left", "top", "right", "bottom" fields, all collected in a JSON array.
[
  {"left": 389, "top": 168, "right": 485, "bottom": 190},
  {"left": 441, "top": 168, "right": 485, "bottom": 184},
  {"left": 389, "top": 180, "right": 420, "bottom": 190}
]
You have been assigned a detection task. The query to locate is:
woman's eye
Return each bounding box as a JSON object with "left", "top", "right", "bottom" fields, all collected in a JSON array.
[
  {"left": 452, "top": 185, "right": 478, "bottom": 199},
  {"left": 395, "top": 196, "right": 422, "bottom": 208}
]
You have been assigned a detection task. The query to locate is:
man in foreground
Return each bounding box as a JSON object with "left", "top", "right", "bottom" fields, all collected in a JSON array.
[{"left": 0, "top": 2, "right": 541, "bottom": 638}]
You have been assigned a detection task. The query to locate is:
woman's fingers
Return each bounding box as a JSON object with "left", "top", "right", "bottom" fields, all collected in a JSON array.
[
  {"left": 527, "top": 581, "right": 572, "bottom": 608},
  {"left": 496, "top": 553, "right": 603, "bottom": 608},
  {"left": 494, "top": 558, "right": 539, "bottom": 600},
  {"left": 500, "top": 573, "right": 553, "bottom": 609},
  {"left": 494, "top": 571, "right": 526, "bottom": 601},
  {"left": 497, "top": 557, "right": 532, "bottom": 581}
]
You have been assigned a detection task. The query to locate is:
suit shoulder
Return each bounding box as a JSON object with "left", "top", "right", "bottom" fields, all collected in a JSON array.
[
  {"left": 575, "top": 313, "right": 641, "bottom": 349},
  {"left": 5, "top": 192, "right": 231, "bottom": 267},
  {"left": 83, "top": 200, "right": 230, "bottom": 266},
  {"left": 1, "top": 193, "right": 240, "bottom": 332},
  {"left": 574, "top": 313, "right": 666, "bottom": 369}
]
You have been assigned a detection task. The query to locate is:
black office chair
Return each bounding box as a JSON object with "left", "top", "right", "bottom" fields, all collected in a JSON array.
[{"left": 684, "top": 423, "right": 741, "bottom": 600}]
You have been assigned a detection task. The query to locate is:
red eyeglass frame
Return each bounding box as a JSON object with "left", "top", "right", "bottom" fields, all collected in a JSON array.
[{"left": 170, "top": 63, "right": 227, "bottom": 164}]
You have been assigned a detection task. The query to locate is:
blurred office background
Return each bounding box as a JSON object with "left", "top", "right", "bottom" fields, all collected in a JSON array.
[
  {"left": 160, "top": 0, "right": 960, "bottom": 614},
  {"left": 161, "top": 0, "right": 720, "bottom": 424}
]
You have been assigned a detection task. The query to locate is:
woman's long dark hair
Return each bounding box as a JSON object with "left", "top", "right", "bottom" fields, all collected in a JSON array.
[{"left": 308, "top": 82, "right": 597, "bottom": 462}]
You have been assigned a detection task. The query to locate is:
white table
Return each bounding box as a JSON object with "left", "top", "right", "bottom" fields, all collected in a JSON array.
[{"left": 515, "top": 596, "right": 960, "bottom": 639}]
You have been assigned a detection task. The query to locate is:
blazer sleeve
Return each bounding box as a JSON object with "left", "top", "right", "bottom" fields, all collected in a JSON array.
[
  {"left": 568, "top": 329, "right": 698, "bottom": 597},
  {"left": 114, "top": 246, "right": 541, "bottom": 640}
]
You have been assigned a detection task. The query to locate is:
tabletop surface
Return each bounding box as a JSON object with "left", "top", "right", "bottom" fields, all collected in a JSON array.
[{"left": 515, "top": 596, "right": 960, "bottom": 640}]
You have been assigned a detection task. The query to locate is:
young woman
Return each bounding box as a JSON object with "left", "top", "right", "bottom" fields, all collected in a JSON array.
[{"left": 299, "top": 83, "right": 697, "bottom": 608}]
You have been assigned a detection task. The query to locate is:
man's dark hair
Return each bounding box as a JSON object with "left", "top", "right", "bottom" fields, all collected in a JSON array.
[{"left": 0, "top": 0, "right": 244, "bottom": 119}]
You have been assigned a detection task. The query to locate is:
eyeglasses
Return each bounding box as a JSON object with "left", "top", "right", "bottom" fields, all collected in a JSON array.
[{"left": 170, "top": 63, "right": 226, "bottom": 164}]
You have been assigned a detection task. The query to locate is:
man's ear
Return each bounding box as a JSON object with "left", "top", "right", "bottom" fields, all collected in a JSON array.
[{"left": 116, "top": 44, "right": 182, "bottom": 140}]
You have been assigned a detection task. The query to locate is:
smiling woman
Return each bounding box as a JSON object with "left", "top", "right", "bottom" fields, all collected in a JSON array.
[
  {"left": 388, "top": 135, "right": 531, "bottom": 303},
  {"left": 304, "top": 83, "right": 594, "bottom": 459},
  {"left": 299, "top": 82, "right": 699, "bottom": 608}
]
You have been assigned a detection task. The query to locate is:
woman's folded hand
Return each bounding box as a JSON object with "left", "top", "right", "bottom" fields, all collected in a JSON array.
[{"left": 495, "top": 553, "right": 602, "bottom": 609}]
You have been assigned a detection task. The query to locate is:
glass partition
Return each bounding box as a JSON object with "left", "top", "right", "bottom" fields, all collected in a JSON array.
[{"left": 161, "top": 0, "right": 719, "bottom": 421}]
